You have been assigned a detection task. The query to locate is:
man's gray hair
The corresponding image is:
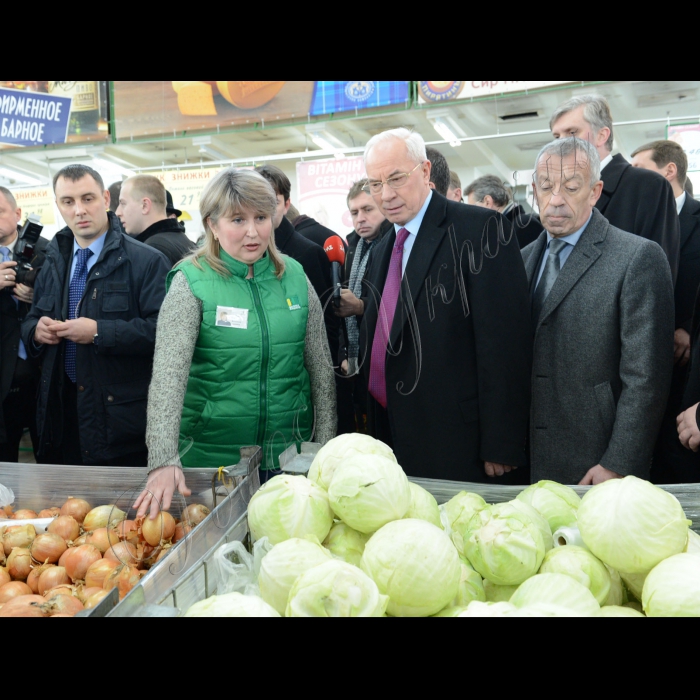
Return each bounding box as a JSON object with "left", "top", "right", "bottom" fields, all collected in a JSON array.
[
  {"left": 0, "top": 186, "right": 18, "bottom": 209},
  {"left": 364, "top": 127, "right": 427, "bottom": 165},
  {"left": 550, "top": 94, "right": 614, "bottom": 153},
  {"left": 465, "top": 175, "right": 512, "bottom": 208},
  {"left": 535, "top": 137, "right": 602, "bottom": 187}
]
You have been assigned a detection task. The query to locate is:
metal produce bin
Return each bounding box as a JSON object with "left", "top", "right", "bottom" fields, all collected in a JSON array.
[{"left": 0, "top": 449, "right": 261, "bottom": 617}]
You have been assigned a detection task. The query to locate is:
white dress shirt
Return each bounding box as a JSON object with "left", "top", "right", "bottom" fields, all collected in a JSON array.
[
  {"left": 395, "top": 190, "right": 433, "bottom": 276},
  {"left": 676, "top": 191, "right": 687, "bottom": 216}
]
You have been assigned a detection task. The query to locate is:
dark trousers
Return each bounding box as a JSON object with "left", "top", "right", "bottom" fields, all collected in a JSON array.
[
  {"left": 58, "top": 377, "right": 147, "bottom": 467},
  {"left": 0, "top": 358, "right": 38, "bottom": 463}
]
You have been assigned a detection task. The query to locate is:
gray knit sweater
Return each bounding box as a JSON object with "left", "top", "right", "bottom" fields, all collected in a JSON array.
[{"left": 146, "top": 270, "right": 337, "bottom": 471}]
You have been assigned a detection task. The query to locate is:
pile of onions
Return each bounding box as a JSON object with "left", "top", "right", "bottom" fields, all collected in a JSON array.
[{"left": 0, "top": 494, "right": 210, "bottom": 616}]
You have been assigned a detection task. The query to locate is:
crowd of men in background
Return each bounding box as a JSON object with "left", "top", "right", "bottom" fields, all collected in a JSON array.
[{"left": 1, "top": 93, "right": 699, "bottom": 486}]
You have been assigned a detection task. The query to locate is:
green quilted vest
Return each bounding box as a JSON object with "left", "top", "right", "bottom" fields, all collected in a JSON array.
[{"left": 168, "top": 250, "right": 314, "bottom": 469}]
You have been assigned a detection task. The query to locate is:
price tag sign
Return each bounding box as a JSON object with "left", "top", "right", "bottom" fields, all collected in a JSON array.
[{"left": 12, "top": 187, "right": 56, "bottom": 224}]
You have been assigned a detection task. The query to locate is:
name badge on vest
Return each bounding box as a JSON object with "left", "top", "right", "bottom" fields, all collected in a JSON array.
[
  {"left": 287, "top": 295, "right": 301, "bottom": 311},
  {"left": 216, "top": 306, "right": 248, "bottom": 329}
]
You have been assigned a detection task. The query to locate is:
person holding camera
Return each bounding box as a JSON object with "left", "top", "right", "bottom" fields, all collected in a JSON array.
[{"left": 0, "top": 187, "right": 49, "bottom": 462}]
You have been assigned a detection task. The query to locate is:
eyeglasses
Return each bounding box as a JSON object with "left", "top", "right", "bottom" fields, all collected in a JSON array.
[{"left": 364, "top": 162, "right": 424, "bottom": 195}]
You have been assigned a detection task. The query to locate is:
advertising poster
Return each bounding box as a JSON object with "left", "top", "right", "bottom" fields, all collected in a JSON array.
[
  {"left": 417, "top": 81, "right": 579, "bottom": 104},
  {"left": 0, "top": 81, "right": 109, "bottom": 148},
  {"left": 296, "top": 156, "right": 366, "bottom": 237},
  {"left": 113, "top": 81, "right": 410, "bottom": 140},
  {"left": 12, "top": 187, "right": 56, "bottom": 225},
  {"left": 668, "top": 124, "right": 700, "bottom": 172}
]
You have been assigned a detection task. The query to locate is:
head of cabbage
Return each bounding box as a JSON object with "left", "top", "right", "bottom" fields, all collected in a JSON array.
[
  {"left": 328, "top": 454, "right": 411, "bottom": 534},
  {"left": 404, "top": 482, "right": 442, "bottom": 528},
  {"left": 323, "top": 522, "right": 369, "bottom": 568},
  {"left": 642, "top": 553, "right": 700, "bottom": 617},
  {"left": 257, "top": 537, "right": 332, "bottom": 615},
  {"left": 285, "top": 559, "right": 388, "bottom": 617},
  {"left": 538, "top": 545, "right": 611, "bottom": 606},
  {"left": 463, "top": 502, "right": 546, "bottom": 586},
  {"left": 510, "top": 573, "right": 600, "bottom": 617},
  {"left": 361, "top": 518, "right": 461, "bottom": 617},
  {"left": 577, "top": 476, "right": 690, "bottom": 574},
  {"left": 440, "top": 491, "right": 488, "bottom": 556},
  {"left": 516, "top": 480, "right": 581, "bottom": 533},
  {"left": 185, "top": 592, "right": 280, "bottom": 617},
  {"left": 247, "top": 474, "right": 333, "bottom": 545},
  {"left": 308, "top": 434, "right": 396, "bottom": 491}
]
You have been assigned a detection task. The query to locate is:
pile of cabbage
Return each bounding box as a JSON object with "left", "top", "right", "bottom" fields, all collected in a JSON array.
[{"left": 185, "top": 434, "right": 700, "bottom": 618}]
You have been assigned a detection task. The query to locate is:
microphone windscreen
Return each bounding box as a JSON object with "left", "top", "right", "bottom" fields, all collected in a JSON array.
[{"left": 323, "top": 236, "right": 346, "bottom": 265}]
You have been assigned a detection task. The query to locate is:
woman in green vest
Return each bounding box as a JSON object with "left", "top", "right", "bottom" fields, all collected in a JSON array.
[{"left": 135, "top": 168, "right": 336, "bottom": 518}]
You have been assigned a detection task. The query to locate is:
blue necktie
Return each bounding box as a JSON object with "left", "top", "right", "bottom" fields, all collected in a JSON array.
[
  {"left": 1, "top": 246, "right": 27, "bottom": 361},
  {"left": 65, "top": 248, "right": 93, "bottom": 383}
]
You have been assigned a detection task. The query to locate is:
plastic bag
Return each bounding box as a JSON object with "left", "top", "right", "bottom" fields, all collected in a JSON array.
[
  {"left": 0, "top": 483, "right": 14, "bottom": 510},
  {"left": 213, "top": 536, "right": 273, "bottom": 597}
]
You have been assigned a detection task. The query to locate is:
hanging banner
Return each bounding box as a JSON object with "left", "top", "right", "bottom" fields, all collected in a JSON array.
[
  {"left": 113, "top": 81, "right": 410, "bottom": 140},
  {"left": 296, "top": 157, "right": 366, "bottom": 237},
  {"left": 0, "top": 82, "right": 109, "bottom": 148},
  {"left": 12, "top": 187, "right": 56, "bottom": 224},
  {"left": 668, "top": 124, "right": 700, "bottom": 172},
  {"left": 417, "top": 81, "right": 580, "bottom": 104}
]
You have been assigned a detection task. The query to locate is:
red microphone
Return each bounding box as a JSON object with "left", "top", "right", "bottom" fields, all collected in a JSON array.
[{"left": 324, "top": 236, "right": 346, "bottom": 307}]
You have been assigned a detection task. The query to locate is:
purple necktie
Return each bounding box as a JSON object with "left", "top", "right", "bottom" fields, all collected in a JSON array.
[{"left": 369, "top": 227, "right": 410, "bottom": 409}]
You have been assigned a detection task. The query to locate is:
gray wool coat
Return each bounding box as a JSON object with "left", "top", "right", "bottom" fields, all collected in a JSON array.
[{"left": 522, "top": 208, "right": 675, "bottom": 484}]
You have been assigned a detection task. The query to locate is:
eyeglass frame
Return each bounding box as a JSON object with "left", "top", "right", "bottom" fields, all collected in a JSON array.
[{"left": 363, "top": 162, "right": 425, "bottom": 195}]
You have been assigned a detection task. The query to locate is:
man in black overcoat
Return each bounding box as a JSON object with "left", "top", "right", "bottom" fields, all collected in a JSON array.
[{"left": 360, "top": 129, "right": 532, "bottom": 483}]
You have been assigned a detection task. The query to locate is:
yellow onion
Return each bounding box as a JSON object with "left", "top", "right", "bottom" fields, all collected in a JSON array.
[
  {"left": 27, "top": 564, "right": 54, "bottom": 593},
  {"left": 84, "top": 559, "right": 119, "bottom": 589},
  {"left": 85, "top": 528, "right": 120, "bottom": 553},
  {"left": 3, "top": 524, "right": 36, "bottom": 556},
  {"left": 43, "top": 585, "right": 75, "bottom": 601},
  {"left": 77, "top": 586, "right": 103, "bottom": 603},
  {"left": 41, "top": 594, "right": 84, "bottom": 617},
  {"left": 12, "top": 509, "right": 38, "bottom": 520},
  {"left": 30, "top": 533, "right": 67, "bottom": 565},
  {"left": 104, "top": 541, "right": 138, "bottom": 567},
  {"left": 117, "top": 520, "right": 139, "bottom": 544},
  {"left": 72, "top": 534, "right": 89, "bottom": 547},
  {"left": 173, "top": 521, "right": 193, "bottom": 543},
  {"left": 83, "top": 505, "right": 126, "bottom": 532},
  {"left": 38, "top": 507, "right": 61, "bottom": 518},
  {"left": 0, "top": 567, "right": 10, "bottom": 587},
  {"left": 60, "top": 498, "right": 91, "bottom": 524},
  {"left": 0, "top": 581, "right": 32, "bottom": 603},
  {"left": 142, "top": 512, "right": 176, "bottom": 547},
  {"left": 37, "top": 566, "right": 71, "bottom": 596},
  {"left": 47, "top": 515, "right": 80, "bottom": 542},
  {"left": 182, "top": 504, "right": 210, "bottom": 526},
  {"left": 103, "top": 564, "right": 140, "bottom": 600},
  {"left": 63, "top": 544, "right": 102, "bottom": 582},
  {"left": 84, "top": 589, "right": 109, "bottom": 609},
  {"left": 0, "top": 594, "right": 49, "bottom": 617},
  {"left": 7, "top": 548, "right": 32, "bottom": 580}
]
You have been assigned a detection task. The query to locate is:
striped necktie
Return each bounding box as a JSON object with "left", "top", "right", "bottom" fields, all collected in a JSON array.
[{"left": 65, "top": 248, "right": 93, "bottom": 383}]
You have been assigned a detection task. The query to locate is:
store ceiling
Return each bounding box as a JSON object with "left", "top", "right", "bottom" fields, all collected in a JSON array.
[{"left": 1, "top": 81, "right": 699, "bottom": 189}]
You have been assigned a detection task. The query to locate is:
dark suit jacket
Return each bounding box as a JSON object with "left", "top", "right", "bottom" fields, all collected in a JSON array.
[
  {"left": 360, "top": 192, "right": 532, "bottom": 482},
  {"left": 275, "top": 217, "right": 340, "bottom": 364},
  {"left": 504, "top": 204, "right": 543, "bottom": 250},
  {"left": 676, "top": 195, "right": 700, "bottom": 331},
  {"left": 597, "top": 154, "right": 680, "bottom": 283},
  {"left": 294, "top": 216, "right": 339, "bottom": 250},
  {"left": 522, "top": 209, "right": 674, "bottom": 483},
  {"left": 0, "top": 235, "right": 49, "bottom": 442}
]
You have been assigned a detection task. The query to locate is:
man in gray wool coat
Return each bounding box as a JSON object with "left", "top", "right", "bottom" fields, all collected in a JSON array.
[{"left": 522, "top": 137, "right": 675, "bottom": 486}]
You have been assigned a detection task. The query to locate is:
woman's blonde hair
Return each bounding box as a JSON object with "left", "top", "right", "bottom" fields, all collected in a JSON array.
[{"left": 184, "top": 167, "right": 286, "bottom": 279}]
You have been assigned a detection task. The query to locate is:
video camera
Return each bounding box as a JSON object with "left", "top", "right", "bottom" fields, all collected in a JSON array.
[{"left": 12, "top": 213, "right": 43, "bottom": 288}]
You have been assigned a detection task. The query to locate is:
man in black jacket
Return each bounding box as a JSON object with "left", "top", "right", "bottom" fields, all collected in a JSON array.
[
  {"left": 551, "top": 94, "right": 680, "bottom": 282},
  {"left": 116, "top": 175, "right": 195, "bottom": 267},
  {"left": 465, "top": 175, "right": 543, "bottom": 249},
  {"left": 21, "top": 165, "right": 170, "bottom": 467},
  {"left": 334, "top": 179, "right": 391, "bottom": 433},
  {"left": 0, "top": 187, "right": 49, "bottom": 462},
  {"left": 631, "top": 140, "right": 700, "bottom": 483},
  {"left": 294, "top": 213, "right": 339, "bottom": 250},
  {"left": 360, "top": 129, "right": 532, "bottom": 483},
  {"left": 255, "top": 165, "right": 340, "bottom": 367}
]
